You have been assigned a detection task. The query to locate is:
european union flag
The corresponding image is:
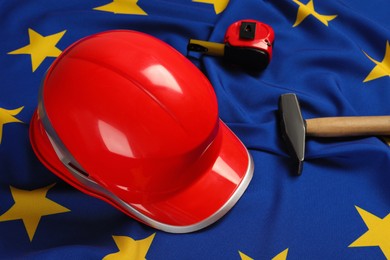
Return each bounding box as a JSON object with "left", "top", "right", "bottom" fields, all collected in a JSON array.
[{"left": 0, "top": 0, "right": 389, "bottom": 259}]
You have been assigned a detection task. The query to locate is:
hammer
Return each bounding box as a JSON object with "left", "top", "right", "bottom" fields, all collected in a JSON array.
[{"left": 279, "top": 93, "right": 390, "bottom": 175}]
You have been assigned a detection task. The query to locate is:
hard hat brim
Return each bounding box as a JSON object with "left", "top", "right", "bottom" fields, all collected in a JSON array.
[{"left": 30, "top": 110, "right": 253, "bottom": 233}]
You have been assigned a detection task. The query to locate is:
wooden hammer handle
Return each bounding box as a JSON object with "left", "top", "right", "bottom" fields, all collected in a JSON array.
[{"left": 305, "top": 116, "right": 390, "bottom": 137}]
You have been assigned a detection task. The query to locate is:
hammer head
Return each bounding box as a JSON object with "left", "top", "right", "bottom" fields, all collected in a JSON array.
[{"left": 278, "top": 93, "right": 306, "bottom": 175}]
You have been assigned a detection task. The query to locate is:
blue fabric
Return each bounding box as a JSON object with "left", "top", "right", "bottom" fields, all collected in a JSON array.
[{"left": 1, "top": 0, "right": 389, "bottom": 259}]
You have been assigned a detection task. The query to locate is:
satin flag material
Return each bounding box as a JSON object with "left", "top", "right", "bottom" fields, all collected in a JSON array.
[{"left": 0, "top": 0, "right": 389, "bottom": 259}]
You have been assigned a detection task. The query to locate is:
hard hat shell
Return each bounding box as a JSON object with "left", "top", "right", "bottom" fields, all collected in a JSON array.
[{"left": 30, "top": 30, "right": 253, "bottom": 233}]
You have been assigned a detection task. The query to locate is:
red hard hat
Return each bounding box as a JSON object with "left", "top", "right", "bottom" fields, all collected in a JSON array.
[{"left": 29, "top": 30, "right": 253, "bottom": 233}]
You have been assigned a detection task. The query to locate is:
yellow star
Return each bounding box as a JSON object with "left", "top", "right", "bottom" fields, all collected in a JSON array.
[
  {"left": 239, "top": 251, "right": 254, "bottom": 260},
  {"left": 363, "top": 41, "right": 390, "bottom": 82},
  {"left": 94, "top": 0, "right": 147, "bottom": 15},
  {"left": 272, "top": 248, "right": 289, "bottom": 260},
  {"left": 103, "top": 233, "right": 155, "bottom": 259},
  {"left": 192, "top": 0, "right": 229, "bottom": 14},
  {"left": 0, "top": 106, "right": 24, "bottom": 144},
  {"left": 0, "top": 184, "right": 70, "bottom": 241},
  {"left": 8, "top": 29, "right": 66, "bottom": 72},
  {"left": 292, "top": 0, "right": 337, "bottom": 27},
  {"left": 349, "top": 206, "right": 390, "bottom": 258}
]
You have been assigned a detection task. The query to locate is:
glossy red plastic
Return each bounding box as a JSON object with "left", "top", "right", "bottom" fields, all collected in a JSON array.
[
  {"left": 29, "top": 30, "right": 253, "bottom": 232},
  {"left": 224, "top": 19, "right": 275, "bottom": 60}
]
